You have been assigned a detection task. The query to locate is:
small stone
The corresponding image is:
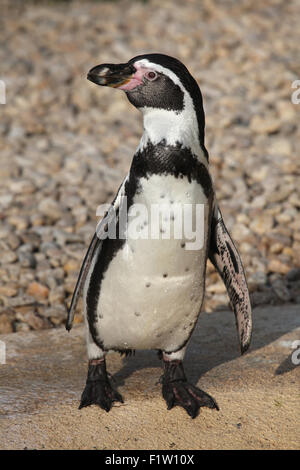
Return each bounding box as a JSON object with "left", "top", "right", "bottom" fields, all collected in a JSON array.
[
  {"left": 268, "top": 259, "right": 291, "bottom": 275},
  {"left": 247, "top": 272, "right": 267, "bottom": 292},
  {"left": 250, "top": 116, "right": 281, "bottom": 134},
  {"left": 27, "top": 282, "right": 49, "bottom": 300},
  {"left": 9, "top": 179, "right": 36, "bottom": 194},
  {"left": 48, "top": 286, "right": 65, "bottom": 304},
  {"left": 271, "top": 279, "right": 291, "bottom": 302},
  {"left": 7, "top": 215, "right": 29, "bottom": 231},
  {"left": 250, "top": 214, "right": 274, "bottom": 236},
  {"left": 0, "top": 284, "right": 18, "bottom": 297},
  {"left": 250, "top": 288, "right": 275, "bottom": 307},
  {"left": 14, "top": 321, "right": 31, "bottom": 333},
  {"left": 0, "top": 311, "right": 14, "bottom": 333},
  {"left": 206, "top": 282, "right": 226, "bottom": 294},
  {"left": 269, "top": 243, "right": 284, "bottom": 255},
  {"left": 30, "top": 214, "right": 45, "bottom": 227},
  {"left": 64, "top": 278, "right": 77, "bottom": 294},
  {"left": 63, "top": 259, "right": 80, "bottom": 273},
  {"left": 1, "top": 250, "right": 18, "bottom": 264},
  {"left": 7, "top": 234, "right": 21, "bottom": 251},
  {"left": 269, "top": 138, "right": 292, "bottom": 156},
  {"left": 21, "top": 231, "right": 41, "bottom": 249},
  {"left": 282, "top": 247, "right": 294, "bottom": 258},
  {"left": 38, "top": 198, "right": 62, "bottom": 222},
  {"left": 266, "top": 186, "right": 293, "bottom": 204},
  {"left": 18, "top": 252, "right": 37, "bottom": 269},
  {"left": 8, "top": 295, "right": 37, "bottom": 308},
  {"left": 40, "top": 305, "right": 67, "bottom": 325},
  {"left": 231, "top": 224, "right": 254, "bottom": 243},
  {"left": 288, "top": 280, "right": 300, "bottom": 302},
  {"left": 275, "top": 212, "right": 292, "bottom": 224},
  {"left": 286, "top": 268, "right": 300, "bottom": 283}
]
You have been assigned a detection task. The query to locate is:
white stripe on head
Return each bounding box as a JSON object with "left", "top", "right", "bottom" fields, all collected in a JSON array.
[
  {"left": 133, "top": 59, "right": 206, "bottom": 163},
  {"left": 134, "top": 59, "right": 188, "bottom": 94}
]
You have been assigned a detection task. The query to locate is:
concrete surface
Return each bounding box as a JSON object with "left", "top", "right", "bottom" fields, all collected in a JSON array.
[{"left": 0, "top": 305, "right": 299, "bottom": 450}]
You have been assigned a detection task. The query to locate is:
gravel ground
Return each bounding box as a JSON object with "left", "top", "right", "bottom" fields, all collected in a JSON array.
[{"left": 0, "top": 0, "right": 299, "bottom": 334}]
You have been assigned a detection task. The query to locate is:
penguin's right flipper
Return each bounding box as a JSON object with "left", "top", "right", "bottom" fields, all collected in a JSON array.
[
  {"left": 66, "top": 177, "right": 127, "bottom": 331},
  {"left": 208, "top": 204, "right": 252, "bottom": 354}
]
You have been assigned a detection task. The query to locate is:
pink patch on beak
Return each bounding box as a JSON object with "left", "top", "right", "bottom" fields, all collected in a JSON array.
[{"left": 118, "top": 66, "right": 146, "bottom": 91}]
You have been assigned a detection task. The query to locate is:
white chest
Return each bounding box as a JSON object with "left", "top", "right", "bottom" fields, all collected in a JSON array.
[{"left": 94, "top": 174, "right": 211, "bottom": 352}]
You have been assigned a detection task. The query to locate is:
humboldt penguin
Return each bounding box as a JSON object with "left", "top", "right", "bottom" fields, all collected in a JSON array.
[{"left": 66, "top": 54, "right": 252, "bottom": 418}]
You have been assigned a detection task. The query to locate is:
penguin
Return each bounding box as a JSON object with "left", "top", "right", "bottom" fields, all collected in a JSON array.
[{"left": 66, "top": 54, "right": 252, "bottom": 418}]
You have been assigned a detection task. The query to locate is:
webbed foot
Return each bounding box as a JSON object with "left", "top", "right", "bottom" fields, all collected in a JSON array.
[
  {"left": 161, "top": 360, "right": 219, "bottom": 419},
  {"left": 79, "top": 359, "right": 123, "bottom": 412}
]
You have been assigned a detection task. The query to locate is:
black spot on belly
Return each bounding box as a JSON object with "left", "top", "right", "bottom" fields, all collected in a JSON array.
[
  {"left": 181, "top": 242, "right": 186, "bottom": 248},
  {"left": 134, "top": 312, "right": 141, "bottom": 317},
  {"left": 163, "top": 273, "right": 168, "bottom": 278},
  {"left": 146, "top": 282, "right": 151, "bottom": 287}
]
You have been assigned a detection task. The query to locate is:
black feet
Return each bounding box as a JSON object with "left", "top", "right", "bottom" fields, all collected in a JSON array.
[
  {"left": 161, "top": 360, "right": 219, "bottom": 419},
  {"left": 79, "top": 359, "right": 123, "bottom": 412}
]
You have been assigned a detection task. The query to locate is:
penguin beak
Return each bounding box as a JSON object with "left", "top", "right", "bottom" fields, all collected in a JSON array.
[{"left": 87, "top": 63, "right": 137, "bottom": 89}]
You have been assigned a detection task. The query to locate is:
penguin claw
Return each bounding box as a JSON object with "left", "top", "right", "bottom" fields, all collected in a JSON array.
[
  {"left": 79, "top": 360, "right": 123, "bottom": 412},
  {"left": 79, "top": 379, "right": 124, "bottom": 411},
  {"left": 163, "top": 381, "right": 219, "bottom": 418},
  {"left": 161, "top": 360, "right": 219, "bottom": 418}
]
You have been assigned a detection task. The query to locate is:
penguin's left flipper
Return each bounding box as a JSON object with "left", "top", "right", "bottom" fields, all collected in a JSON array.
[{"left": 209, "top": 204, "right": 252, "bottom": 354}]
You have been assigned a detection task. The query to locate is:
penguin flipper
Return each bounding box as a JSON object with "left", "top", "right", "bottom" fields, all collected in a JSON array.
[
  {"left": 208, "top": 204, "right": 252, "bottom": 354},
  {"left": 66, "top": 232, "right": 101, "bottom": 331},
  {"left": 66, "top": 177, "right": 128, "bottom": 331}
]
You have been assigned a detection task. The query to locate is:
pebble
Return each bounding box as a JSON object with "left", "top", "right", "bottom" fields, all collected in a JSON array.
[
  {"left": 250, "top": 214, "right": 274, "bottom": 236},
  {"left": 271, "top": 279, "right": 291, "bottom": 302},
  {"left": 26, "top": 282, "right": 49, "bottom": 301},
  {"left": 0, "top": 0, "right": 299, "bottom": 333},
  {"left": 286, "top": 268, "right": 300, "bottom": 283},
  {"left": 0, "top": 312, "right": 14, "bottom": 333},
  {"left": 268, "top": 259, "right": 291, "bottom": 275},
  {"left": 1, "top": 250, "right": 18, "bottom": 264},
  {"left": 0, "top": 284, "right": 18, "bottom": 297}
]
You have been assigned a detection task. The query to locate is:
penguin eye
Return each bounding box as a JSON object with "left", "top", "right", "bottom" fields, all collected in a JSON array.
[{"left": 145, "top": 70, "right": 158, "bottom": 81}]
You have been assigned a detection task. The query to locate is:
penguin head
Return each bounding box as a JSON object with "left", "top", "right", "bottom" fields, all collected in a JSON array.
[
  {"left": 88, "top": 53, "right": 203, "bottom": 113},
  {"left": 88, "top": 54, "right": 207, "bottom": 155}
]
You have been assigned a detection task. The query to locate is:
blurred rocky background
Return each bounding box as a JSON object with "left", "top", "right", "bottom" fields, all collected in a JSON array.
[{"left": 0, "top": 0, "right": 299, "bottom": 334}]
